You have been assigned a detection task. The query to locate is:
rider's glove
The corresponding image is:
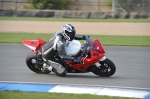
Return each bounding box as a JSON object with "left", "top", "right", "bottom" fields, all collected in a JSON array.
[{"left": 74, "top": 56, "right": 83, "bottom": 63}]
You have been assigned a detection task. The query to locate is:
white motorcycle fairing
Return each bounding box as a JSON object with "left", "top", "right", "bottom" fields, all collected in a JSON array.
[{"left": 65, "top": 40, "right": 81, "bottom": 56}]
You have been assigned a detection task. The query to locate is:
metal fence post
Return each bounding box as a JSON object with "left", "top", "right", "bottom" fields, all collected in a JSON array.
[
  {"left": 98, "top": 0, "right": 100, "bottom": 11},
  {"left": 1, "top": 0, "right": 3, "bottom": 10},
  {"left": 112, "top": 0, "right": 115, "bottom": 18},
  {"left": 142, "top": 0, "right": 144, "bottom": 11},
  {"left": 148, "top": 1, "right": 150, "bottom": 12},
  {"left": 15, "top": 0, "right": 17, "bottom": 10}
]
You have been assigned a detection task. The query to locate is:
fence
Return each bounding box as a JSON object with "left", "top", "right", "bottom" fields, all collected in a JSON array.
[
  {"left": 115, "top": 0, "right": 150, "bottom": 12},
  {"left": 0, "top": 0, "right": 149, "bottom": 12},
  {"left": 0, "top": 0, "right": 29, "bottom": 10}
]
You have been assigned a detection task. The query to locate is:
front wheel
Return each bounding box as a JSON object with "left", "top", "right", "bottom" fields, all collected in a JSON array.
[{"left": 92, "top": 58, "right": 116, "bottom": 77}]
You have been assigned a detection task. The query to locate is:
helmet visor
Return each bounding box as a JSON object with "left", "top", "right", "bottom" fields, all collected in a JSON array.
[{"left": 62, "top": 32, "right": 70, "bottom": 41}]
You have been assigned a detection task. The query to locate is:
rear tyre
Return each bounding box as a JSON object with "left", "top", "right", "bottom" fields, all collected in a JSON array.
[
  {"left": 92, "top": 58, "right": 116, "bottom": 77},
  {"left": 26, "top": 52, "right": 50, "bottom": 74}
]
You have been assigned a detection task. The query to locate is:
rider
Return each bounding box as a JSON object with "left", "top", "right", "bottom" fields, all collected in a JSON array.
[{"left": 42, "top": 24, "right": 86, "bottom": 75}]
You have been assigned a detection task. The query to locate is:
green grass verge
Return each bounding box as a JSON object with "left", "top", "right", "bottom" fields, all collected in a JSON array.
[
  {"left": 0, "top": 16, "right": 150, "bottom": 22},
  {"left": 0, "top": 33, "right": 150, "bottom": 46},
  {"left": 0, "top": 90, "right": 136, "bottom": 99}
]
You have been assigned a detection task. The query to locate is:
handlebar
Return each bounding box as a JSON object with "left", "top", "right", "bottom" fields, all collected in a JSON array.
[
  {"left": 82, "top": 35, "right": 93, "bottom": 56},
  {"left": 85, "top": 35, "right": 92, "bottom": 43}
]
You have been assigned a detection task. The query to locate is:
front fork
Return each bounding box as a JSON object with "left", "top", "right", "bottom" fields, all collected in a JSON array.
[{"left": 95, "top": 56, "right": 106, "bottom": 67}]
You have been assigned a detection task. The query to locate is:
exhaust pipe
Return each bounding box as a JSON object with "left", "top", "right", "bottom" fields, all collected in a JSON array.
[{"left": 47, "top": 60, "right": 66, "bottom": 74}]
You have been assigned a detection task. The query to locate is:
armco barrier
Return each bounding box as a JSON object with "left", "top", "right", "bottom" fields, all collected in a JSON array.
[
  {"left": 0, "top": 10, "right": 149, "bottom": 19},
  {"left": 0, "top": 81, "right": 150, "bottom": 98}
]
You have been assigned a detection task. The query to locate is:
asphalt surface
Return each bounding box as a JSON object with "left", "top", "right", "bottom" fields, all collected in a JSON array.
[{"left": 0, "top": 43, "right": 150, "bottom": 89}]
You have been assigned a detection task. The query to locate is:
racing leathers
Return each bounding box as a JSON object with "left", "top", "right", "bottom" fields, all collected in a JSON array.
[{"left": 42, "top": 32, "right": 85, "bottom": 74}]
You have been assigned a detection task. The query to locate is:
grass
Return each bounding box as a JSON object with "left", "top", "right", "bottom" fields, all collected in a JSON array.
[
  {"left": 0, "top": 16, "right": 150, "bottom": 22},
  {"left": 0, "top": 32, "right": 150, "bottom": 46},
  {"left": 0, "top": 90, "right": 136, "bottom": 99}
]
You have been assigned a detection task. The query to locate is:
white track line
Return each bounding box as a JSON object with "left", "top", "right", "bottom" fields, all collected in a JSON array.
[{"left": 0, "top": 81, "right": 150, "bottom": 98}]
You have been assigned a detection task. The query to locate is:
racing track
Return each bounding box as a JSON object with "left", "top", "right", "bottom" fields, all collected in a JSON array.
[{"left": 0, "top": 43, "right": 150, "bottom": 89}]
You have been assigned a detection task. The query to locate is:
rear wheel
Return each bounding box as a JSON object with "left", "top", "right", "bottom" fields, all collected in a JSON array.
[
  {"left": 92, "top": 58, "right": 116, "bottom": 77},
  {"left": 26, "top": 52, "right": 50, "bottom": 74}
]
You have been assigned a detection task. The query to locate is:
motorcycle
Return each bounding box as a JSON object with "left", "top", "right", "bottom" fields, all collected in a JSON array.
[{"left": 22, "top": 35, "right": 116, "bottom": 77}]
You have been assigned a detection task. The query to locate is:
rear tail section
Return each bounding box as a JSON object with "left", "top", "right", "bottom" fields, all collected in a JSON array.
[{"left": 22, "top": 39, "right": 45, "bottom": 51}]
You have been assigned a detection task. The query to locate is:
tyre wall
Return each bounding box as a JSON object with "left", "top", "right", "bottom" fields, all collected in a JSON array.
[{"left": 0, "top": 10, "right": 149, "bottom": 19}]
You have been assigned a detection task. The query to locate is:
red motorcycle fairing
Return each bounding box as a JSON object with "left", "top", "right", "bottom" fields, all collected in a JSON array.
[
  {"left": 66, "top": 52, "right": 104, "bottom": 70},
  {"left": 94, "top": 39, "right": 105, "bottom": 53},
  {"left": 22, "top": 39, "right": 45, "bottom": 52},
  {"left": 66, "top": 40, "right": 105, "bottom": 70}
]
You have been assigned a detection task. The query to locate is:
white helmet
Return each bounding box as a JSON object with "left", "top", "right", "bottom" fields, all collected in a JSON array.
[{"left": 62, "top": 24, "right": 76, "bottom": 41}]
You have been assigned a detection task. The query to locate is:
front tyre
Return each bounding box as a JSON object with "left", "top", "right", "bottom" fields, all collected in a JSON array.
[
  {"left": 92, "top": 58, "right": 116, "bottom": 77},
  {"left": 26, "top": 52, "right": 50, "bottom": 74}
]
